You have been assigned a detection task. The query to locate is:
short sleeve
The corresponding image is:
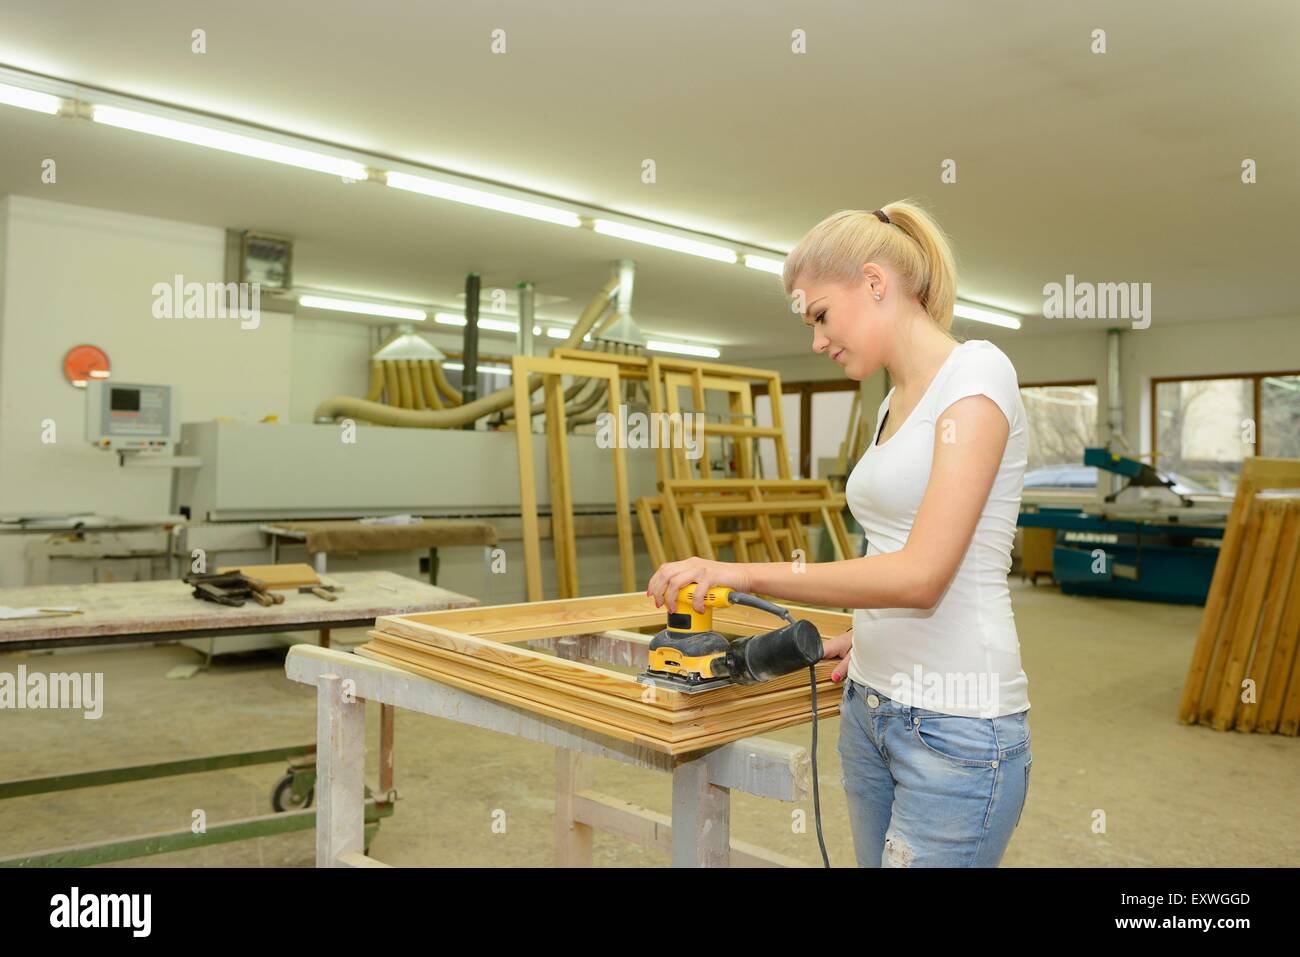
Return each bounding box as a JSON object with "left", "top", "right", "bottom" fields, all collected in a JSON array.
[{"left": 933, "top": 343, "right": 1020, "bottom": 429}]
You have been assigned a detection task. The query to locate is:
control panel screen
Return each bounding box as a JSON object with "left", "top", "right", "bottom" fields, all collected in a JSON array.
[{"left": 110, "top": 388, "right": 141, "bottom": 413}]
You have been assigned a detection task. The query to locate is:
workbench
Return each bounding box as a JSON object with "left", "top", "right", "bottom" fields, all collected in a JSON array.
[
  {"left": 0, "top": 570, "right": 473, "bottom": 652},
  {"left": 287, "top": 645, "right": 819, "bottom": 868},
  {"left": 259, "top": 518, "right": 497, "bottom": 584},
  {"left": 0, "top": 571, "right": 477, "bottom": 867}
]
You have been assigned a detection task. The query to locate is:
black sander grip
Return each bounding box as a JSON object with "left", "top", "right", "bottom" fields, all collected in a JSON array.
[{"left": 726, "top": 619, "right": 824, "bottom": 684}]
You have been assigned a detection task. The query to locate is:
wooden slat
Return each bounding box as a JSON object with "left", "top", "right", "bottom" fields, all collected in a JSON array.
[
  {"left": 1198, "top": 498, "right": 1268, "bottom": 726},
  {"left": 215, "top": 563, "right": 318, "bottom": 588},
  {"left": 1208, "top": 501, "right": 1285, "bottom": 729},
  {"left": 636, "top": 496, "right": 669, "bottom": 569},
  {"left": 1178, "top": 458, "right": 1300, "bottom": 734},
  {"left": 1258, "top": 505, "right": 1300, "bottom": 732},
  {"left": 1237, "top": 502, "right": 1300, "bottom": 731}
]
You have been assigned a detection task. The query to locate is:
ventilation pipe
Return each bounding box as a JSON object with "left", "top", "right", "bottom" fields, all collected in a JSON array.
[
  {"left": 1107, "top": 328, "right": 1125, "bottom": 449},
  {"left": 595, "top": 259, "right": 647, "bottom": 348},
  {"left": 517, "top": 281, "right": 535, "bottom": 357},
  {"left": 313, "top": 275, "right": 621, "bottom": 426},
  {"left": 461, "top": 273, "right": 481, "bottom": 429},
  {"left": 1106, "top": 327, "right": 1127, "bottom": 499}
]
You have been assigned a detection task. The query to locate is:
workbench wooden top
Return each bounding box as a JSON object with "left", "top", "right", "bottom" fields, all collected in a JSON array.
[
  {"left": 0, "top": 571, "right": 478, "bottom": 646},
  {"left": 262, "top": 519, "right": 496, "bottom": 553}
]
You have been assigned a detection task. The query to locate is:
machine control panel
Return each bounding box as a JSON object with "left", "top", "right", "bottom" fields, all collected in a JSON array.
[{"left": 85, "top": 382, "right": 179, "bottom": 451}]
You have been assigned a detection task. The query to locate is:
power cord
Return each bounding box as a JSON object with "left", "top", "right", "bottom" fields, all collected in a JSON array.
[
  {"left": 728, "top": 592, "right": 830, "bottom": 867},
  {"left": 809, "top": 665, "right": 830, "bottom": 867}
]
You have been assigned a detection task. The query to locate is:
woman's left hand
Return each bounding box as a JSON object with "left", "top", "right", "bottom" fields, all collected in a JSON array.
[{"left": 647, "top": 557, "right": 751, "bottom": 613}]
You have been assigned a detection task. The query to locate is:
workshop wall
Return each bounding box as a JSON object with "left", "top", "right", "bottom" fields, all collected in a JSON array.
[{"left": 0, "top": 196, "right": 293, "bottom": 517}]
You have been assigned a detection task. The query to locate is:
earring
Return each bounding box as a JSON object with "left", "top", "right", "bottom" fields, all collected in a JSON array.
[{"left": 872, "top": 291, "right": 881, "bottom": 301}]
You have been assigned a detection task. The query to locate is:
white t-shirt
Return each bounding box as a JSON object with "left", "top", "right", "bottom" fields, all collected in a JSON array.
[{"left": 844, "top": 339, "right": 1030, "bottom": 718}]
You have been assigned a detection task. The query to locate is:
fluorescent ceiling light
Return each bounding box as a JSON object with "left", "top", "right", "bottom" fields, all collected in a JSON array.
[
  {"left": 953, "top": 301, "right": 1022, "bottom": 330},
  {"left": 433, "top": 312, "right": 532, "bottom": 335},
  {"left": 7, "top": 67, "right": 800, "bottom": 272},
  {"left": 646, "top": 339, "right": 721, "bottom": 358},
  {"left": 92, "top": 105, "right": 368, "bottom": 179},
  {"left": 593, "top": 220, "right": 738, "bottom": 263},
  {"left": 743, "top": 254, "right": 785, "bottom": 276},
  {"left": 544, "top": 327, "right": 592, "bottom": 341},
  {"left": 0, "top": 83, "right": 61, "bottom": 114},
  {"left": 443, "top": 361, "right": 512, "bottom": 378},
  {"left": 299, "top": 295, "right": 426, "bottom": 322},
  {"left": 387, "top": 172, "right": 581, "bottom": 227}
]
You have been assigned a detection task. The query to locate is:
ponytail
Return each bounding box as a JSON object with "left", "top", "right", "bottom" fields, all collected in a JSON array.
[{"left": 782, "top": 200, "right": 957, "bottom": 331}]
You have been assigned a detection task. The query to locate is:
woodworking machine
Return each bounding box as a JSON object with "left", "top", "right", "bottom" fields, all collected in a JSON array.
[
  {"left": 638, "top": 584, "right": 824, "bottom": 693},
  {"left": 1018, "top": 447, "right": 1229, "bottom": 604}
]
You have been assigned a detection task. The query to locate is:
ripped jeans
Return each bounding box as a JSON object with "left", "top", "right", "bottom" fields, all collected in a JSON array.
[{"left": 837, "top": 679, "right": 1032, "bottom": 867}]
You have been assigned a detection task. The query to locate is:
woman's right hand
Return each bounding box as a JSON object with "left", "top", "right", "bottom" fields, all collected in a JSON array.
[{"left": 822, "top": 629, "right": 853, "bottom": 683}]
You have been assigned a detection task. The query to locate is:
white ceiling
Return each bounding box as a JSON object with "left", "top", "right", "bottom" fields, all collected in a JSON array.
[{"left": 0, "top": 0, "right": 1297, "bottom": 359}]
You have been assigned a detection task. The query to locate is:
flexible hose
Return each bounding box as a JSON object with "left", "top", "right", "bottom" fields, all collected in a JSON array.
[
  {"left": 383, "top": 362, "right": 401, "bottom": 408},
  {"left": 431, "top": 359, "right": 463, "bottom": 405},
  {"left": 365, "top": 360, "right": 384, "bottom": 402},
  {"left": 418, "top": 360, "right": 444, "bottom": 410},
  {"left": 397, "top": 360, "right": 415, "bottom": 409},
  {"left": 312, "top": 276, "right": 620, "bottom": 426}
]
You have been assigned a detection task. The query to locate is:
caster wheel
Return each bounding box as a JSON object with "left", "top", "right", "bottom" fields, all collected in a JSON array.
[{"left": 271, "top": 773, "right": 314, "bottom": 812}]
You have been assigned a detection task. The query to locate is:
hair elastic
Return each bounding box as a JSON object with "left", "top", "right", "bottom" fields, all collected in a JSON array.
[{"left": 871, "top": 209, "right": 891, "bottom": 225}]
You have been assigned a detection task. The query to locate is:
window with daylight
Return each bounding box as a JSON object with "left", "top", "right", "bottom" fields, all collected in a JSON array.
[
  {"left": 1153, "top": 372, "right": 1300, "bottom": 495},
  {"left": 754, "top": 380, "right": 858, "bottom": 479},
  {"left": 1019, "top": 382, "right": 1099, "bottom": 489}
]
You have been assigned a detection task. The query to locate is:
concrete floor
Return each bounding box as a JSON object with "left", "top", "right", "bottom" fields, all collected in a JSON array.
[{"left": 1, "top": 579, "right": 1296, "bottom": 867}]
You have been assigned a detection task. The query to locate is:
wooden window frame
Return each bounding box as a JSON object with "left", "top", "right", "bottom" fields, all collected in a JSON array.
[
  {"left": 753, "top": 379, "right": 860, "bottom": 479},
  {"left": 1150, "top": 369, "right": 1300, "bottom": 462},
  {"left": 360, "top": 591, "right": 851, "bottom": 754}
]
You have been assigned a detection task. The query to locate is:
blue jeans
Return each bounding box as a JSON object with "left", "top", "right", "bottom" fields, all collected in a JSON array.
[{"left": 837, "top": 679, "right": 1032, "bottom": 867}]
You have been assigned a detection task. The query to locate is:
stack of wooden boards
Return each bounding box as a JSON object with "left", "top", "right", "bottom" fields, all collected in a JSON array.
[
  {"left": 357, "top": 592, "right": 852, "bottom": 754},
  {"left": 211, "top": 563, "right": 343, "bottom": 603},
  {"left": 1179, "top": 458, "right": 1300, "bottom": 734}
]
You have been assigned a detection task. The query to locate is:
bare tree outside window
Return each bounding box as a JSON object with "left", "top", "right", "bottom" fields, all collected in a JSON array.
[
  {"left": 1155, "top": 373, "right": 1300, "bottom": 496},
  {"left": 1155, "top": 378, "right": 1251, "bottom": 494},
  {"left": 1262, "top": 375, "right": 1300, "bottom": 458},
  {"left": 1020, "top": 384, "right": 1098, "bottom": 473}
]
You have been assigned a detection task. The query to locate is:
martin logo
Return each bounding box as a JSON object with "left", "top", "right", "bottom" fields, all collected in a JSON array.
[{"left": 49, "top": 887, "right": 151, "bottom": 937}]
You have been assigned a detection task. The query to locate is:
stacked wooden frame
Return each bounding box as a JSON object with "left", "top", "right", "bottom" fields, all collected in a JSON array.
[
  {"left": 1178, "top": 457, "right": 1300, "bottom": 734},
  {"left": 357, "top": 592, "right": 851, "bottom": 754},
  {"left": 641, "top": 478, "right": 854, "bottom": 567},
  {"left": 510, "top": 347, "right": 855, "bottom": 603},
  {"left": 511, "top": 354, "right": 636, "bottom": 602}
]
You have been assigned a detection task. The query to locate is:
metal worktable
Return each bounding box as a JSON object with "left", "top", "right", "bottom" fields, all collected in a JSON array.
[{"left": 0, "top": 571, "right": 477, "bottom": 866}]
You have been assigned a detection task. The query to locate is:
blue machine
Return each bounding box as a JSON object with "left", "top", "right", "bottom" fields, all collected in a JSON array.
[{"left": 1018, "top": 448, "right": 1228, "bottom": 605}]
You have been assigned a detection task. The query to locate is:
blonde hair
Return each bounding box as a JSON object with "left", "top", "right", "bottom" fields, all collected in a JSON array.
[{"left": 782, "top": 201, "right": 957, "bottom": 331}]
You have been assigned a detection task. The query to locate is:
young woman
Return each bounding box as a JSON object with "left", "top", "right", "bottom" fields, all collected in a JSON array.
[{"left": 646, "top": 203, "right": 1031, "bottom": 867}]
